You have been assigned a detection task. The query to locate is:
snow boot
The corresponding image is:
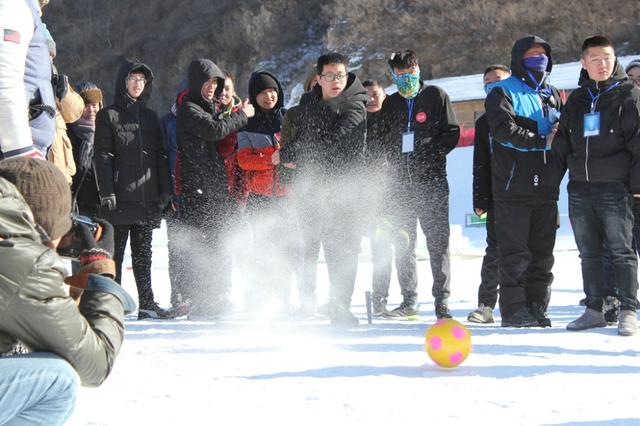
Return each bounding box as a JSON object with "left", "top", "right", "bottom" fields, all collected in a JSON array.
[
  {"left": 528, "top": 302, "right": 551, "bottom": 328},
  {"left": 467, "top": 304, "right": 494, "bottom": 324},
  {"left": 566, "top": 308, "right": 606, "bottom": 331},
  {"left": 501, "top": 305, "right": 540, "bottom": 327},
  {"left": 618, "top": 310, "right": 638, "bottom": 336}
]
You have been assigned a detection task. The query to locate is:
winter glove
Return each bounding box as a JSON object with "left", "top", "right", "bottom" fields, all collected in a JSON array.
[
  {"left": 52, "top": 73, "right": 69, "bottom": 101},
  {"left": 76, "top": 218, "right": 115, "bottom": 258},
  {"left": 64, "top": 219, "right": 116, "bottom": 287},
  {"left": 157, "top": 192, "right": 172, "bottom": 212},
  {"left": 100, "top": 194, "right": 117, "bottom": 212}
]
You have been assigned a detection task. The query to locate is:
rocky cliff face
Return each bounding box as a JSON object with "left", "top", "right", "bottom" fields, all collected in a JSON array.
[{"left": 45, "top": 0, "right": 640, "bottom": 112}]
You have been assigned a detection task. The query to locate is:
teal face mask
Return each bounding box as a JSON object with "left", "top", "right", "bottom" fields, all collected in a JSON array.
[{"left": 392, "top": 67, "right": 421, "bottom": 99}]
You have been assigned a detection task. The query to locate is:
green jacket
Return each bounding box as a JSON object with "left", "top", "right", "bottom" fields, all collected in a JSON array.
[{"left": 0, "top": 177, "right": 127, "bottom": 387}]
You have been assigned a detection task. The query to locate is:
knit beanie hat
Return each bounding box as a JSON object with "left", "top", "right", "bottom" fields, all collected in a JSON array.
[
  {"left": 0, "top": 158, "right": 72, "bottom": 240},
  {"left": 625, "top": 60, "right": 640, "bottom": 74},
  {"left": 251, "top": 73, "right": 279, "bottom": 99},
  {"left": 75, "top": 81, "right": 103, "bottom": 107}
]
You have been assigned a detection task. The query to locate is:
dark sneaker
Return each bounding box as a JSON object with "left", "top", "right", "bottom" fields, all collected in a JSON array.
[
  {"left": 435, "top": 303, "right": 452, "bottom": 319},
  {"left": 501, "top": 306, "right": 540, "bottom": 327},
  {"left": 618, "top": 310, "right": 638, "bottom": 336},
  {"left": 528, "top": 302, "right": 551, "bottom": 328},
  {"left": 138, "top": 302, "right": 177, "bottom": 320},
  {"left": 603, "top": 296, "right": 620, "bottom": 324},
  {"left": 467, "top": 304, "right": 494, "bottom": 323},
  {"left": 373, "top": 302, "right": 388, "bottom": 317},
  {"left": 328, "top": 304, "right": 359, "bottom": 326},
  {"left": 385, "top": 301, "right": 417, "bottom": 318},
  {"left": 566, "top": 308, "right": 606, "bottom": 331}
]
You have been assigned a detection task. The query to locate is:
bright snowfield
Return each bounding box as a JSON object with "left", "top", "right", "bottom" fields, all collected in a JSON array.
[{"left": 67, "top": 146, "right": 640, "bottom": 426}]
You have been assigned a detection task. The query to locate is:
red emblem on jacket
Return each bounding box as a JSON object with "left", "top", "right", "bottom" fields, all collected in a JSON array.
[{"left": 416, "top": 112, "right": 427, "bottom": 123}]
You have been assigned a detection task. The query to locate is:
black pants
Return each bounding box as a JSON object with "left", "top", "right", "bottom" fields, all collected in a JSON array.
[
  {"left": 166, "top": 213, "right": 188, "bottom": 307},
  {"left": 569, "top": 184, "right": 638, "bottom": 311},
  {"left": 477, "top": 206, "right": 500, "bottom": 308},
  {"left": 296, "top": 195, "right": 360, "bottom": 308},
  {"left": 113, "top": 222, "right": 156, "bottom": 309},
  {"left": 181, "top": 194, "right": 234, "bottom": 314},
  {"left": 244, "top": 194, "right": 300, "bottom": 307},
  {"left": 493, "top": 199, "right": 557, "bottom": 318}
]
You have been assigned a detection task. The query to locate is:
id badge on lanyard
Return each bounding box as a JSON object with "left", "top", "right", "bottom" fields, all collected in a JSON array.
[
  {"left": 402, "top": 132, "right": 415, "bottom": 153},
  {"left": 402, "top": 98, "right": 415, "bottom": 154},
  {"left": 584, "top": 111, "right": 600, "bottom": 137}
]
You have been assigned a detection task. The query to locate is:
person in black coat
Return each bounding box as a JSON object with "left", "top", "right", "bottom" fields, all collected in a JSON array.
[
  {"left": 176, "top": 58, "right": 254, "bottom": 319},
  {"left": 94, "top": 59, "right": 172, "bottom": 319},
  {"left": 375, "top": 49, "right": 460, "bottom": 319},
  {"left": 484, "top": 36, "right": 564, "bottom": 327},
  {"left": 554, "top": 36, "right": 640, "bottom": 336},
  {"left": 467, "top": 64, "right": 511, "bottom": 324},
  {"left": 281, "top": 52, "right": 368, "bottom": 325}
]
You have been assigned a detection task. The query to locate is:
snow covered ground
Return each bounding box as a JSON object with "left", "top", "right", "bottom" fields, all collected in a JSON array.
[{"left": 66, "top": 147, "right": 640, "bottom": 426}]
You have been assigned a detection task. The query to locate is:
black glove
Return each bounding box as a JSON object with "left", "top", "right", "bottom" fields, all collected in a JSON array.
[
  {"left": 100, "top": 194, "right": 117, "bottom": 212},
  {"left": 157, "top": 193, "right": 172, "bottom": 211},
  {"left": 52, "top": 73, "right": 69, "bottom": 101},
  {"left": 76, "top": 218, "right": 115, "bottom": 258}
]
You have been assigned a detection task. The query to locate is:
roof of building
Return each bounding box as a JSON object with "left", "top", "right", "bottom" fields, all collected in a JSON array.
[{"left": 395, "top": 55, "right": 640, "bottom": 103}]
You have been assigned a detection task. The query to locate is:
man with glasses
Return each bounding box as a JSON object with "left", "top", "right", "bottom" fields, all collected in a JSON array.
[
  {"left": 376, "top": 49, "right": 460, "bottom": 319},
  {"left": 283, "top": 52, "right": 368, "bottom": 325},
  {"left": 553, "top": 36, "right": 640, "bottom": 336},
  {"left": 94, "top": 59, "right": 173, "bottom": 320}
]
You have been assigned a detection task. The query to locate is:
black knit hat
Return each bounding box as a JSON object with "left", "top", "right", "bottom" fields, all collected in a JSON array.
[
  {"left": 250, "top": 73, "right": 279, "bottom": 99},
  {"left": 0, "top": 158, "right": 72, "bottom": 240}
]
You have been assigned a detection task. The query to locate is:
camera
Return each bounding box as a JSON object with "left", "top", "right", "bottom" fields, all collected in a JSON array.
[{"left": 56, "top": 214, "right": 98, "bottom": 258}]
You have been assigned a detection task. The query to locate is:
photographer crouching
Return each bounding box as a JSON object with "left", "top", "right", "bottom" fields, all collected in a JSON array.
[{"left": 0, "top": 157, "right": 134, "bottom": 425}]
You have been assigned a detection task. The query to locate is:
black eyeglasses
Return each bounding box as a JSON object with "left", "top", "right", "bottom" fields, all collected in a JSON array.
[
  {"left": 127, "top": 77, "right": 146, "bottom": 84},
  {"left": 320, "top": 72, "right": 347, "bottom": 82}
]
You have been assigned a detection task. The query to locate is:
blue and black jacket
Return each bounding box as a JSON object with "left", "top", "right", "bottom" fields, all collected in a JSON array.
[{"left": 485, "top": 35, "right": 564, "bottom": 202}]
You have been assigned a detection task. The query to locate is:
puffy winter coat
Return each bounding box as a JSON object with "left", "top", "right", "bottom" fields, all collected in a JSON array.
[
  {"left": 552, "top": 61, "right": 640, "bottom": 193},
  {"left": 0, "top": 177, "right": 127, "bottom": 387},
  {"left": 94, "top": 60, "right": 170, "bottom": 225},
  {"left": 237, "top": 71, "right": 287, "bottom": 197},
  {"left": 281, "top": 72, "right": 368, "bottom": 184},
  {"left": 177, "top": 59, "right": 248, "bottom": 207}
]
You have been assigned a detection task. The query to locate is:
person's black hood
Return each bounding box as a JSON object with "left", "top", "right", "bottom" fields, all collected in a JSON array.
[
  {"left": 248, "top": 70, "right": 285, "bottom": 111},
  {"left": 511, "top": 35, "right": 553, "bottom": 82},
  {"left": 114, "top": 59, "right": 153, "bottom": 108},
  {"left": 308, "top": 72, "right": 368, "bottom": 110},
  {"left": 578, "top": 58, "right": 629, "bottom": 90},
  {"left": 186, "top": 58, "right": 225, "bottom": 104}
]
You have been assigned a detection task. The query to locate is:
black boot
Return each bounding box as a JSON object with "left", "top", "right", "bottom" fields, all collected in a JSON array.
[
  {"left": 528, "top": 302, "right": 552, "bottom": 328},
  {"left": 501, "top": 305, "right": 540, "bottom": 327}
]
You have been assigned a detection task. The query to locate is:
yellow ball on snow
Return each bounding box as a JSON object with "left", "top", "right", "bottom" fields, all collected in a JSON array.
[{"left": 425, "top": 319, "right": 472, "bottom": 368}]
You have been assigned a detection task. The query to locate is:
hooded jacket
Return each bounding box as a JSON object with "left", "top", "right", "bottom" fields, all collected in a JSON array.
[
  {"left": 94, "top": 60, "right": 169, "bottom": 225},
  {"left": 552, "top": 60, "right": 640, "bottom": 193},
  {"left": 176, "top": 59, "right": 248, "bottom": 206},
  {"left": 237, "top": 71, "right": 287, "bottom": 196},
  {"left": 281, "top": 72, "right": 368, "bottom": 183},
  {"left": 0, "top": 177, "right": 126, "bottom": 387},
  {"left": 485, "top": 36, "right": 564, "bottom": 201}
]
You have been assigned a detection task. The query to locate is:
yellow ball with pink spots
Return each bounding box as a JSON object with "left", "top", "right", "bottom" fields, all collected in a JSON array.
[{"left": 425, "top": 319, "right": 472, "bottom": 368}]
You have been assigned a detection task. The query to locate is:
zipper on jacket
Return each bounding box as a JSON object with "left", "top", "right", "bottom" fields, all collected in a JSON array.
[
  {"left": 505, "top": 161, "right": 516, "bottom": 191},
  {"left": 135, "top": 103, "right": 146, "bottom": 205}
]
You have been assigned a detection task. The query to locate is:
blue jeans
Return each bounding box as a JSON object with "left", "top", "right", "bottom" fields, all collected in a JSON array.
[
  {"left": 569, "top": 183, "right": 638, "bottom": 311},
  {"left": 0, "top": 353, "right": 78, "bottom": 426}
]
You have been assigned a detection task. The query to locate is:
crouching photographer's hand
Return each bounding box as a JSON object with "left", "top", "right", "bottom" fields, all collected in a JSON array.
[{"left": 64, "top": 219, "right": 136, "bottom": 314}]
